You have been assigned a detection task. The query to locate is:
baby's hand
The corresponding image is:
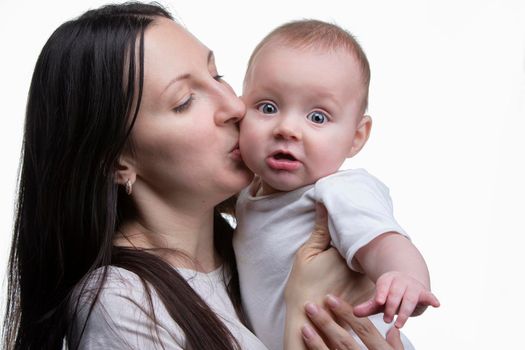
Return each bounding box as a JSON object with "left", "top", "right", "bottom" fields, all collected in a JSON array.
[{"left": 353, "top": 271, "right": 440, "bottom": 328}]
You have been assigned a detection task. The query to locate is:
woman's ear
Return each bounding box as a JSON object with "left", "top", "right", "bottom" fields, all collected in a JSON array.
[
  {"left": 114, "top": 153, "right": 136, "bottom": 187},
  {"left": 347, "top": 115, "right": 372, "bottom": 158}
]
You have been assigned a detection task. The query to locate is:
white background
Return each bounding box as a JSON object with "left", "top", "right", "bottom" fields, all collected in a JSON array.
[{"left": 1, "top": 0, "right": 524, "bottom": 348}]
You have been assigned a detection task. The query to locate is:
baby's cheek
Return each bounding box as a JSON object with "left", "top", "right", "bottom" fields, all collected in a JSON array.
[
  {"left": 238, "top": 129, "right": 253, "bottom": 156},
  {"left": 238, "top": 117, "right": 250, "bottom": 138},
  {"left": 309, "top": 152, "right": 345, "bottom": 181},
  {"left": 239, "top": 127, "right": 263, "bottom": 171},
  {"left": 239, "top": 120, "right": 260, "bottom": 149}
]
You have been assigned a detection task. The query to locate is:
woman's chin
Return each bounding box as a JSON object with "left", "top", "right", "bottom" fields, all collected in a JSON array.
[{"left": 233, "top": 162, "right": 255, "bottom": 189}]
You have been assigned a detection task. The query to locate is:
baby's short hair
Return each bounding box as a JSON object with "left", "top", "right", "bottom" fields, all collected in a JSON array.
[{"left": 246, "top": 19, "right": 371, "bottom": 113}]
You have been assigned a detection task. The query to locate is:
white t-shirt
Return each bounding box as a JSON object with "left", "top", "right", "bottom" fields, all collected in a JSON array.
[
  {"left": 70, "top": 265, "right": 268, "bottom": 349},
  {"left": 234, "top": 169, "right": 413, "bottom": 350}
]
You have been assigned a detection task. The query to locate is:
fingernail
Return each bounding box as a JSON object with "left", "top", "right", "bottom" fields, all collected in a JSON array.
[
  {"left": 326, "top": 294, "right": 340, "bottom": 308},
  {"left": 302, "top": 324, "right": 315, "bottom": 340},
  {"left": 305, "top": 302, "right": 319, "bottom": 316}
]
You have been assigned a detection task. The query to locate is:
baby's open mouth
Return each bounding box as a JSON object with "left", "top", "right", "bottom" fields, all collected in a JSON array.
[
  {"left": 266, "top": 151, "right": 301, "bottom": 171},
  {"left": 272, "top": 152, "right": 296, "bottom": 161}
]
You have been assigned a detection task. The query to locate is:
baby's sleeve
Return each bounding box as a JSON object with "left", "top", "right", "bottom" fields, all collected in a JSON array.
[{"left": 314, "top": 169, "right": 408, "bottom": 272}]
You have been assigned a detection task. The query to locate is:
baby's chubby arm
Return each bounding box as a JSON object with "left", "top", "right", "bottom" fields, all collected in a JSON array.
[{"left": 352, "top": 232, "right": 440, "bottom": 328}]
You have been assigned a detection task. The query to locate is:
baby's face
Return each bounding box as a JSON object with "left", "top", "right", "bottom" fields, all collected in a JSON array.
[{"left": 239, "top": 44, "right": 369, "bottom": 194}]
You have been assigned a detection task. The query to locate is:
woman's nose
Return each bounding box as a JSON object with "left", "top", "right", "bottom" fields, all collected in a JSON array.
[{"left": 214, "top": 82, "right": 246, "bottom": 125}]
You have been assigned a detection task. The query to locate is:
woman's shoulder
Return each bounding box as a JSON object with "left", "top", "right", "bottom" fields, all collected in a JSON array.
[
  {"left": 75, "top": 266, "right": 145, "bottom": 301},
  {"left": 71, "top": 266, "right": 152, "bottom": 322},
  {"left": 70, "top": 266, "right": 185, "bottom": 348}
]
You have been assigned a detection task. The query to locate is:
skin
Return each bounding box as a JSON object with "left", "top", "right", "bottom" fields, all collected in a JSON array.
[
  {"left": 353, "top": 233, "right": 440, "bottom": 327},
  {"left": 109, "top": 17, "right": 395, "bottom": 348},
  {"left": 239, "top": 40, "right": 439, "bottom": 332},
  {"left": 240, "top": 43, "right": 371, "bottom": 195},
  {"left": 304, "top": 295, "right": 405, "bottom": 350},
  {"left": 287, "top": 204, "right": 405, "bottom": 350},
  {"left": 114, "top": 18, "right": 252, "bottom": 271}
]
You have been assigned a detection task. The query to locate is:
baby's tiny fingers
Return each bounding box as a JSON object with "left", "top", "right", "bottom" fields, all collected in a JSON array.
[
  {"left": 384, "top": 285, "right": 405, "bottom": 323},
  {"left": 394, "top": 293, "right": 418, "bottom": 328},
  {"left": 375, "top": 275, "right": 394, "bottom": 304},
  {"left": 412, "top": 292, "right": 440, "bottom": 316},
  {"left": 353, "top": 298, "right": 383, "bottom": 317},
  {"left": 422, "top": 291, "right": 441, "bottom": 307}
]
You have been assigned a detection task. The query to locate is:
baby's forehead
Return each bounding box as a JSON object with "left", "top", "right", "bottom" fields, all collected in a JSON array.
[
  {"left": 254, "top": 41, "right": 366, "bottom": 82},
  {"left": 260, "top": 37, "right": 364, "bottom": 69},
  {"left": 247, "top": 44, "right": 366, "bottom": 104},
  {"left": 284, "top": 40, "right": 357, "bottom": 60}
]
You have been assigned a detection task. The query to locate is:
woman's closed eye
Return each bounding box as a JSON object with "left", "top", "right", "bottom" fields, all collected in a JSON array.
[{"left": 173, "top": 94, "right": 194, "bottom": 113}]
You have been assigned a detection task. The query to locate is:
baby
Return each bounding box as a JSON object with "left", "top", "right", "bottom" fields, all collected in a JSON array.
[{"left": 234, "top": 20, "right": 439, "bottom": 349}]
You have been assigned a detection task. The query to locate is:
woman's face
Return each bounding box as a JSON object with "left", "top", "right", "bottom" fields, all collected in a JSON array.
[{"left": 128, "top": 18, "right": 252, "bottom": 207}]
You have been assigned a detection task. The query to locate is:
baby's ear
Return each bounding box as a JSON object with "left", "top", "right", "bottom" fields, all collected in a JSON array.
[
  {"left": 114, "top": 153, "right": 137, "bottom": 187},
  {"left": 347, "top": 115, "right": 372, "bottom": 158}
]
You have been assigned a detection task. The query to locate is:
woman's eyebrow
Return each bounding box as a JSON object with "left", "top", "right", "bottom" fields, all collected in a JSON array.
[
  {"left": 161, "top": 50, "right": 214, "bottom": 96},
  {"left": 161, "top": 73, "right": 190, "bottom": 96}
]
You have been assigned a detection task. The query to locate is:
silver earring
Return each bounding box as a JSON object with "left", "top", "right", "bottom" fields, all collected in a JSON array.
[{"left": 125, "top": 179, "right": 133, "bottom": 195}]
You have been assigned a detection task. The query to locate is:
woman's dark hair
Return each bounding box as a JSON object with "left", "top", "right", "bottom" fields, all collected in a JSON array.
[{"left": 2, "top": 2, "right": 245, "bottom": 349}]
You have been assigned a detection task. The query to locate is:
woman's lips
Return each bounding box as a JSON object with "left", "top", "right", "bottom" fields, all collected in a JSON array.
[{"left": 229, "top": 144, "right": 242, "bottom": 161}]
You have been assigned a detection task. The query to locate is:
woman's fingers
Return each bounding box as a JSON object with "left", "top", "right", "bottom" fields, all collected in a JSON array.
[
  {"left": 305, "top": 302, "right": 362, "bottom": 350},
  {"left": 302, "top": 324, "right": 329, "bottom": 350},
  {"left": 299, "top": 203, "right": 330, "bottom": 259},
  {"left": 385, "top": 327, "right": 404, "bottom": 350},
  {"left": 306, "top": 296, "right": 406, "bottom": 350},
  {"left": 325, "top": 295, "right": 393, "bottom": 350}
]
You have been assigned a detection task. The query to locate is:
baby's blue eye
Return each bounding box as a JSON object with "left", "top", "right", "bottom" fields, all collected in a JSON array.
[
  {"left": 307, "top": 111, "right": 327, "bottom": 124},
  {"left": 257, "top": 102, "right": 278, "bottom": 114}
]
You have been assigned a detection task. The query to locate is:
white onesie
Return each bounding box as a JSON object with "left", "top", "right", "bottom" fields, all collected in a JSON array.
[{"left": 234, "top": 168, "right": 414, "bottom": 350}]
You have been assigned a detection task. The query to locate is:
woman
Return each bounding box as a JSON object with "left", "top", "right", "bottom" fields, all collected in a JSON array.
[{"left": 2, "top": 3, "right": 403, "bottom": 349}]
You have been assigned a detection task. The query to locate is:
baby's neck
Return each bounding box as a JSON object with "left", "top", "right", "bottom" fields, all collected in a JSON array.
[
  {"left": 253, "top": 178, "right": 314, "bottom": 197},
  {"left": 257, "top": 181, "right": 280, "bottom": 196}
]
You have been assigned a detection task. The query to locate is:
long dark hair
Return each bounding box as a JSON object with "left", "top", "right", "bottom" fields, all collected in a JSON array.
[{"left": 2, "top": 3, "right": 245, "bottom": 349}]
